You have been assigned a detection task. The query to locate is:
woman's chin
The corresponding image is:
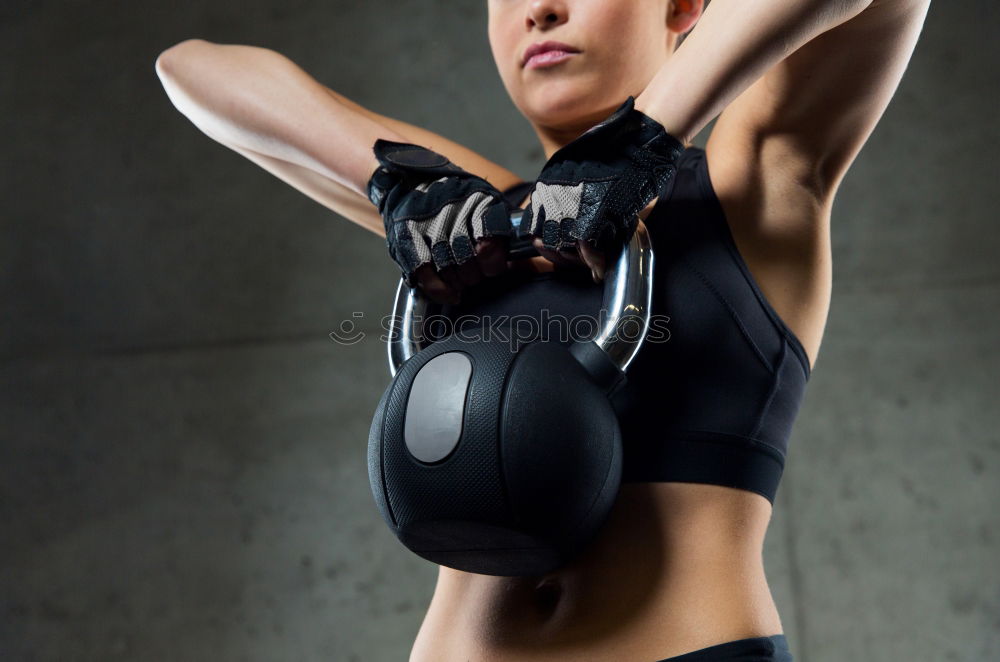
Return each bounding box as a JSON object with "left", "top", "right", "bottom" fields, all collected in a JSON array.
[{"left": 522, "top": 89, "right": 603, "bottom": 128}]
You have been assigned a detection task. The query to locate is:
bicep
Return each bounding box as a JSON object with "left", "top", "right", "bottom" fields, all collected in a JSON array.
[{"left": 711, "top": 0, "right": 931, "bottom": 198}]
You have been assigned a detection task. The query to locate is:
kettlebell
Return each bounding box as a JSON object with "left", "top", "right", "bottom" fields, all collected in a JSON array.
[{"left": 367, "top": 211, "right": 654, "bottom": 577}]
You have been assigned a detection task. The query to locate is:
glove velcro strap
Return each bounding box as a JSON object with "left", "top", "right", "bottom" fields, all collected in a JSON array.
[
  {"left": 372, "top": 139, "right": 464, "bottom": 177},
  {"left": 368, "top": 139, "right": 466, "bottom": 212}
]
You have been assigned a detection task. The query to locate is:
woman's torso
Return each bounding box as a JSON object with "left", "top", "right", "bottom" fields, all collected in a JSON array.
[{"left": 409, "top": 136, "right": 831, "bottom": 661}]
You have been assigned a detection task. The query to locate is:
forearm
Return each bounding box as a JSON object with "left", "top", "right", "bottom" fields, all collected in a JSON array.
[
  {"left": 634, "top": 0, "right": 876, "bottom": 143},
  {"left": 154, "top": 39, "right": 406, "bottom": 198}
]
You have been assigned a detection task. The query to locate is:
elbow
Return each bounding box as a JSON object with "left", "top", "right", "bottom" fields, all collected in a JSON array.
[{"left": 155, "top": 38, "right": 211, "bottom": 78}]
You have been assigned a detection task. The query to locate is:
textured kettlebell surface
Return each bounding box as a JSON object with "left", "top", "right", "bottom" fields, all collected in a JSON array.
[{"left": 378, "top": 333, "right": 529, "bottom": 529}]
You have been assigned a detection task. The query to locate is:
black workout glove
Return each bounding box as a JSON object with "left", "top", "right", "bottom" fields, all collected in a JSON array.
[
  {"left": 521, "top": 96, "right": 684, "bottom": 258},
  {"left": 366, "top": 139, "right": 514, "bottom": 288}
]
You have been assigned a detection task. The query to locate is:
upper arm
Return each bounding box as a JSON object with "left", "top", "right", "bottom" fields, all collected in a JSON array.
[
  {"left": 216, "top": 87, "right": 526, "bottom": 239},
  {"left": 329, "top": 89, "right": 526, "bottom": 194},
  {"left": 709, "top": 0, "right": 931, "bottom": 201}
]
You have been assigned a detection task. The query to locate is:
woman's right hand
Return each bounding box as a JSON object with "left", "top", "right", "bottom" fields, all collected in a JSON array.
[{"left": 366, "top": 139, "right": 514, "bottom": 304}]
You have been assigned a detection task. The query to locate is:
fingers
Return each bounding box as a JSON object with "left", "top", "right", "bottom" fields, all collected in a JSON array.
[
  {"left": 532, "top": 237, "right": 582, "bottom": 270},
  {"left": 436, "top": 265, "right": 465, "bottom": 299},
  {"left": 475, "top": 236, "right": 509, "bottom": 278},
  {"left": 413, "top": 235, "right": 512, "bottom": 305},
  {"left": 530, "top": 237, "right": 609, "bottom": 284},
  {"left": 447, "top": 235, "right": 509, "bottom": 292},
  {"left": 454, "top": 256, "right": 483, "bottom": 290},
  {"left": 577, "top": 240, "right": 607, "bottom": 283},
  {"left": 413, "top": 264, "right": 460, "bottom": 305}
]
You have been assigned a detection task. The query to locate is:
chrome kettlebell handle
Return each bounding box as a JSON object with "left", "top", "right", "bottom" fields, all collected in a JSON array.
[{"left": 387, "top": 211, "right": 654, "bottom": 378}]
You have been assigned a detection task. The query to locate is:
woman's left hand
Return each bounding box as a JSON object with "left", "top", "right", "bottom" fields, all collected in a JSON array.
[{"left": 521, "top": 96, "right": 684, "bottom": 282}]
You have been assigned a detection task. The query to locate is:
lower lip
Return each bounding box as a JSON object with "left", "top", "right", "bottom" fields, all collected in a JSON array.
[{"left": 525, "top": 50, "right": 579, "bottom": 69}]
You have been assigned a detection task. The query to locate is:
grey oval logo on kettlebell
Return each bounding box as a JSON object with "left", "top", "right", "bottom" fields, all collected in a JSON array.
[{"left": 403, "top": 351, "right": 472, "bottom": 463}]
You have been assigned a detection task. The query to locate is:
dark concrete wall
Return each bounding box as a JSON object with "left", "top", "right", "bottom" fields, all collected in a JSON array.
[{"left": 2, "top": 1, "right": 997, "bottom": 660}]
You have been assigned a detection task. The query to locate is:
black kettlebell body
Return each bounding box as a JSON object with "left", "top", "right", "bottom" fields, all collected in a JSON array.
[
  {"left": 368, "top": 218, "right": 653, "bottom": 577},
  {"left": 368, "top": 331, "right": 622, "bottom": 577}
]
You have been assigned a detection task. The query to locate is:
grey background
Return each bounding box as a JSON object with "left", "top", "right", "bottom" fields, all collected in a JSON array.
[{"left": 2, "top": 0, "right": 997, "bottom": 660}]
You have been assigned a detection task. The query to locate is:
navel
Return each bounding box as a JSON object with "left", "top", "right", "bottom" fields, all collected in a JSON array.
[{"left": 532, "top": 578, "right": 563, "bottom": 619}]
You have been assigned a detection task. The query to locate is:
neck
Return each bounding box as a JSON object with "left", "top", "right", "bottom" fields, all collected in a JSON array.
[{"left": 530, "top": 101, "right": 622, "bottom": 160}]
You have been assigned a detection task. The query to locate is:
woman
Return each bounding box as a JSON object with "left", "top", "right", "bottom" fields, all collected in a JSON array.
[{"left": 155, "top": 0, "right": 930, "bottom": 659}]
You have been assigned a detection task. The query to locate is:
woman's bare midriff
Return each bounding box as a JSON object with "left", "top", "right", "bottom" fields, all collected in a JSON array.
[{"left": 409, "top": 482, "right": 783, "bottom": 662}]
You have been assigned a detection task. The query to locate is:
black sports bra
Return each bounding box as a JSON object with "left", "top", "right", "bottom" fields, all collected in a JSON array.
[{"left": 469, "top": 146, "right": 812, "bottom": 505}]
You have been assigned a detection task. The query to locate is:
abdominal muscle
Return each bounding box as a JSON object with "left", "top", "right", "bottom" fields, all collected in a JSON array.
[{"left": 409, "top": 481, "right": 783, "bottom": 662}]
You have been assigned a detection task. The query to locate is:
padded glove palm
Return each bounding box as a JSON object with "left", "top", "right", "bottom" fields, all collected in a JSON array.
[
  {"left": 367, "top": 139, "right": 514, "bottom": 287},
  {"left": 522, "top": 96, "right": 684, "bottom": 258}
]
